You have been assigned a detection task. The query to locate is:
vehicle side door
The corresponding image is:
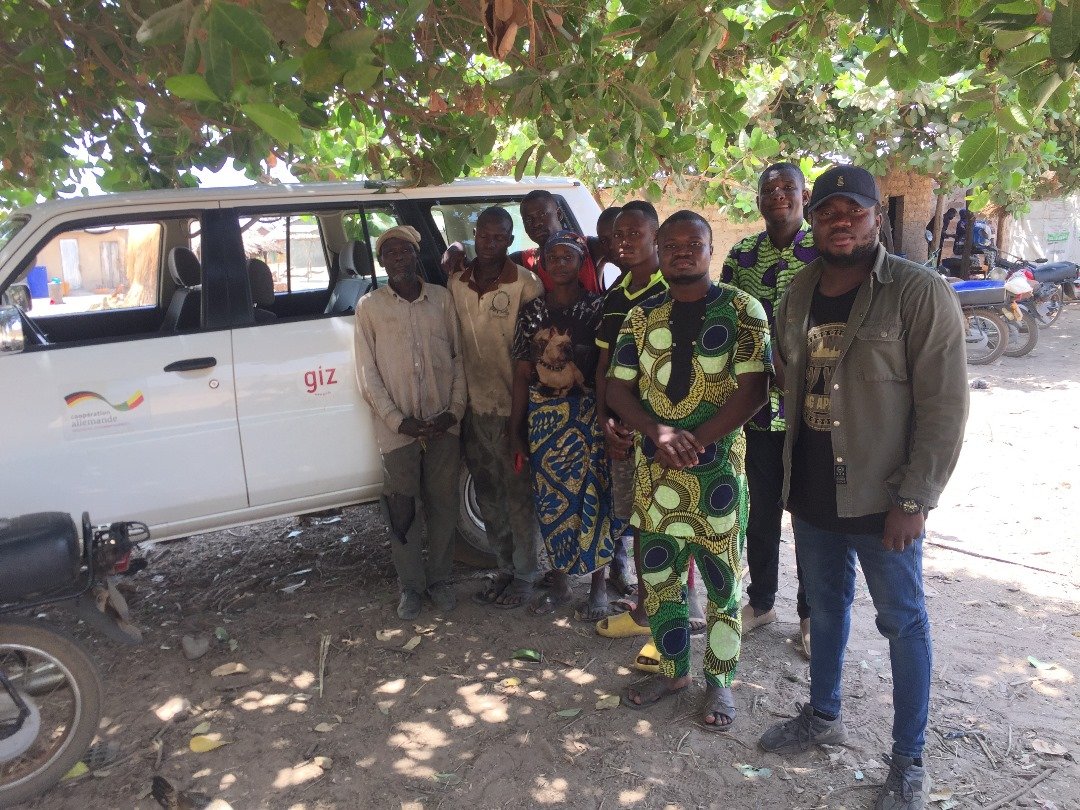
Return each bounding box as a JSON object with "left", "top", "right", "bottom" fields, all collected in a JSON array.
[{"left": 0, "top": 211, "right": 249, "bottom": 538}]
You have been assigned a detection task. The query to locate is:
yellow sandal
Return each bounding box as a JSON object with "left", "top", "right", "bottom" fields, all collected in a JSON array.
[
  {"left": 634, "top": 641, "right": 661, "bottom": 673},
  {"left": 595, "top": 611, "right": 651, "bottom": 639}
]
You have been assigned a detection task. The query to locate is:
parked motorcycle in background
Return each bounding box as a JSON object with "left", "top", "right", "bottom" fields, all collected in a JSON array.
[
  {"left": 1001, "top": 272, "right": 1040, "bottom": 358},
  {"left": 986, "top": 247, "right": 1080, "bottom": 328},
  {"left": 950, "top": 279, "right": 1010, "bottom": 365},
  {"left": 0, "top": 512, "right": 148, "bottom": 805}
]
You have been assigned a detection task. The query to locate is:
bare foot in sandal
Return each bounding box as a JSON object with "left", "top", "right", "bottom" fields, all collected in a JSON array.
[
  {"left": 472, "top": 572, "right": 512, "bottom": 605},
  {"left": 492, "top": 578, "right": 533, "bottom": 609},
  {"left": 701, "top": 683, "right": 737, "bottom": 731},
  {"left": 622, "top": 674, "right": 692, "bottom": 709}
]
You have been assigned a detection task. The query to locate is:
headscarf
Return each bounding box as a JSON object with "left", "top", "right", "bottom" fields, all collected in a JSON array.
[
  {"left": 375, "top": 225, "right": 422, "bottom": 256},
  {"left": 543, "top": 229, "right": 587, "bottom": 260}
]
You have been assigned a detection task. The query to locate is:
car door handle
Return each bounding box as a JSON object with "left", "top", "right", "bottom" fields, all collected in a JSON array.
[{"left": 163, "top": 357, "right": 217, "bottom": 372}]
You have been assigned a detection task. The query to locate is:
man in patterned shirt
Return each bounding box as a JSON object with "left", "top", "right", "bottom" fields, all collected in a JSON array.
[
  {"left": 722, "top": 162, "right": 818, "bottom": 657},
  {"left": 608, "top": 210, "right": 772, "bottom": 730}
]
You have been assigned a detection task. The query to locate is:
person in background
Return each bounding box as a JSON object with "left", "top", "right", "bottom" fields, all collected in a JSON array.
[
  {"left": 449, "top": 207, "right": 546, "bottom": 609},
  {"left": 758, "top": 165, "right": 968, "bottom": 810},
  {"left": 722, "top": 162, "right": 816, "bottom": 658},
  {"left": 353, "top": 226, "right": 466, "bottom": 620},
  {"left": 608, "top": 211, "right": 771, "bottom": 731},
  {"left": 509, "top": 230, "right": 624, "bottom": 618},
  {"left": 596, "top": 205, "right": 623, "bottom": 289}
]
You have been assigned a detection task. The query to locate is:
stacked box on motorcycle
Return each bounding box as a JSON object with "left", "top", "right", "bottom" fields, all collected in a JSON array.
[{"left": 952, "top": 279, "right": 1007, "bottom": 307}]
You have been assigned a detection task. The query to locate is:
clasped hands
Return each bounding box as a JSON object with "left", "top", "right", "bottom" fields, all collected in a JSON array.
[{"left": 398, "top": 412, "right": 457, "bottom": 439}]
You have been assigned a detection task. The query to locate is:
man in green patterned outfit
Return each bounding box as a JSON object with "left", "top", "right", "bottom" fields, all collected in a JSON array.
[
  {"left": 722, "top": 163, "right": 818, "bottom": 657},
  {"left": 607, "top": 210, "right": 772, "bottom": 730}
]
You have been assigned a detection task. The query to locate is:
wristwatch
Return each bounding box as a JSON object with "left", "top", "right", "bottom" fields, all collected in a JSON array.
[{"left": 898, "top": 498, "right": 923, "bottom": 515}]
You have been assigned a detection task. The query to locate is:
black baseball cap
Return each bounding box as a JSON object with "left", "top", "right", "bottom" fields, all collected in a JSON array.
[{"left": 807, "top": 165, "right": 879, "bottom": 213}]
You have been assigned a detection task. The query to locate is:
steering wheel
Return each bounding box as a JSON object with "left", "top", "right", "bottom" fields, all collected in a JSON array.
[{"left": 18, "top": 310, "right": 49, "bottom": 346}]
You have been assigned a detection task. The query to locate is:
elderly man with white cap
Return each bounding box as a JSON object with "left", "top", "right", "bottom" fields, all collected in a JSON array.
[
  {"left": 758, "top": 165, "right": 968, "bottom": 810},
  {"left": 353, "top": 225, "right": 467, "bottom": 620}
]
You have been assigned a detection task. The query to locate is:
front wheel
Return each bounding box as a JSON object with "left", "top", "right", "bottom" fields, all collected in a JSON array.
[
  {"left": 1003, "top": 309, "right": 1039, "bottom": 358},
  {"left": 963, "top": 309, "right": 1008, "bottom": 365},
  {"left": 0, "top": 620, "right": 103, "bottom": 806}
]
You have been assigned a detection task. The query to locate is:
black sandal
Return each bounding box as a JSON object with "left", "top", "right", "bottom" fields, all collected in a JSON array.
[{"left": 700, "top": 684, "right": 737, "bottom": 732}]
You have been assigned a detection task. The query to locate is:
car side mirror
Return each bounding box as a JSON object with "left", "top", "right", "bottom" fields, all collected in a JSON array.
[
  {"left": 0, "top": 305, "right": 25, "bottom": 353},
  {"left": 1, "top": 282, "right": 31, "bottom": 312}
]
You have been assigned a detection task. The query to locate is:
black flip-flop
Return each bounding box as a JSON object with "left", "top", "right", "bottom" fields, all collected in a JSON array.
[
  {"left": 622, "top": 678, "right": 689, "bottom": 710},
  {"left": 700, "top": 684, "right": 737, "bottom": 732}
]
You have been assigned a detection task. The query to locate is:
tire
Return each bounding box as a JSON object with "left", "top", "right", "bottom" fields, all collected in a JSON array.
[
  {"left": 455, "top": 461, "right": 497, "bottom": 568},
  {"left": 0, "top": 620, "right": 103, "bottom": 807},
  {"left": 1032, "top": 284, "right": 1063, "bottom": 328},
  {"left": 963, "top": 309, "right": 1008, "bottom": 365},
  {"left": 1003, "top": 309, "right": 1039, "bottom": 358}
]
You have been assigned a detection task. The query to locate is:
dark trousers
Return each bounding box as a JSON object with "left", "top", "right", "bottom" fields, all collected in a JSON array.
[{"left": 745, "top": 429, "right": 809, "bottom": 619}]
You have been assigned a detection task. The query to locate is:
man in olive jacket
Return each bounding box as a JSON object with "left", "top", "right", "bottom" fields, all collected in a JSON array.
[{"left": 758, "top": 165, "right": 968, "bottom": 810}]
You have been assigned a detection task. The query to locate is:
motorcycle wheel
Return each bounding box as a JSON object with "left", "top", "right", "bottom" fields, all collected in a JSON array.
[
  {"left": 1033, "top": 285, "right": 1063, "bottom": 328},
  {"left": 963, "top": 309, "right": 1008, "bottom": 365},
  {"left": 0, "top": 619, "right": 102, "bottom": 806},
  {"left": 1004, "top": 309, "right": 1039, "bottom": 358}
]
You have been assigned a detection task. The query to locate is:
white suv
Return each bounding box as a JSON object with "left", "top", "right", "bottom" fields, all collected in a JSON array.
[{"left": 0, "top": 178, "right": 602, "bottom": 566}]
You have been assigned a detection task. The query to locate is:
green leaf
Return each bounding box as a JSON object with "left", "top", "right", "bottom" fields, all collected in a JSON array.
[
  {"left": 1027, "top": 655, "right": 1056, "bottom": 670},
  {"left": 210, "top": 1, "right": 275, "bottom": 56},
  {"left": 165, "top": 73, "right": 221, "bottom": 102},
  {"left": 995, "top": 106, "right": 1029, "bottom": 134},
  {"left": 136, "top": 0, "right": 196, "bottom": 45},
  {"left": 645, "top": 181, "right": 663, "bottom": 203},
  {"left": 954, "top": 126, "right": 999, "bottom": 180},
  {"left": 342, "top": 64, "right": 381, "bottom": 92},
  {"left": 301, "top": 49, "right": 341, "bottom": 93},
  {"left": 1050, "top": 0, "right": 1080, "bottom": 60},
  {"left": 902, "top": 17, "right": 930, "bottom": 58},
  {"left": 203, "top": 14, "right": 234, "bottom": 101},
  {"left": 756, "top": 14, "right": 797, "bottom": 44},
  {"left": 547, "top": 138, "right": 571, "bottom": 163},
  {"left": 556, "top": 708, "right": 582, "bottom": 718},
  {"left": 242, "top": 102, "right": 304, "bottom": 145},
  {"left": 512, "top": 147, "right": 537, "bottom": 183},
  {"left": 397, "top": 0, "right": 428, "bottom": 26},
  {"left": 330, "top": 26, "right": 379, "bottom": 63}
]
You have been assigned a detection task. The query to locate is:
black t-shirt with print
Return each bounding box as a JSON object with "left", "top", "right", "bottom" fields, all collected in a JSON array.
[
  {"left": 787, "top": 285, "right": 888, "bottom": 534},
  {"left": 512, "top": 292, "right": 604, "bottom": 394}
]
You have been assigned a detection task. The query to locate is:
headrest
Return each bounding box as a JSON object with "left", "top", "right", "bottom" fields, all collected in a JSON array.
[
  {"left": 168, "top": 246, "right": 201, "bottom": 288},
  {"left": 339, "top": 240, "right": 364, "bottom": 278},
  {"left": 247, "top": 259, "right": 276, "bottom": 307}
]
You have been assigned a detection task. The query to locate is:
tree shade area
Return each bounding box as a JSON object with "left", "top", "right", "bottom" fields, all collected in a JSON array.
[{"left": 1, "top": 0, "right": 1078, "bottom": 213}]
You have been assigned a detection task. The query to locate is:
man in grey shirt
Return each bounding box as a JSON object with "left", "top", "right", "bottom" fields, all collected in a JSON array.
[{"left": 354, "top": 225, "right": 467, "bottom": 620}]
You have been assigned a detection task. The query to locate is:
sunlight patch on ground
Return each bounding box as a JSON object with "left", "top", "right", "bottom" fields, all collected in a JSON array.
[
  {"left": 292, "top": 671, "right": 316, "bottom": 689},
  {"left": 455, "top": 682, "right": 510, "bottom": 723},
  {"left": 619, "top": 787, "right": 648, "bottom": 804},
  {"left": 218, "top": 773, "right": 237, "bottom": 791},
  {"left": 531, "top": 775, "right": 569, "bottom": 804},
  {"left": 272, "top": 758, "right": 329, "bottom": 788},
  {"left": 234, "top": 691, "right": 291, "bottom": 711},
  {"left": 378, "top": 678, "right": 407, "bottom": 695}
]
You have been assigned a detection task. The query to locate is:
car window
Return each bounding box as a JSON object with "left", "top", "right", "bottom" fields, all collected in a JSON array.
[
  {"left": 239, "top": 213, "right": 330, "bottom": 293},
  {"left": 428, "top": 201, "right": 533, "bottom": 260},
  {"left": 12, "top": 222, "right": 163, "bottom": 318}
]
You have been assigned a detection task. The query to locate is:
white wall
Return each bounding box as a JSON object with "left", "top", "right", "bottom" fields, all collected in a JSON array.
[{"left": 1004, "top": 194, "right": 1080, "bottom": 263}]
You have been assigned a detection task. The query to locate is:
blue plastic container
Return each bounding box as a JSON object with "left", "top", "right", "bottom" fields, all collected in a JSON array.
[{"left": 26, "top": 265, "right": 48, "bottom": 298}]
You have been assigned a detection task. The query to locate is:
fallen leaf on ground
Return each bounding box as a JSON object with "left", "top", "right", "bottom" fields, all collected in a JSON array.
[
  {"left": 376, "top": 700, "right": 393, "bottom": 715},
  {"left": 499, "top": 677, "right": 521, "bottom": 689},
  {"left": 1032, "top": 738, "right": 1069, "bottom": 756},
  {"left": 214, "top": 627, "right": 229, "bottom": 642},
  {"left": 1027, "top": 656, "right": 1056, "bottom": 670},
  {"left": 191, "top": 721, "right": 211, "bottom": 735},
  {"left": 854, "top": 770, "right": 864, "bottom": 780},
  {"left": 210, "top": 662, "right": 249, "bottom": 677},
  {"left": 595, "top": 695, "right": 620, "bottom": 710},
  {"left": 929, "top": 788, "right": 954, "bottom": 801},
  {"left": 62, "top": 761, "right": 88, "bottom": 780},
  {"left": 375, "top": 628, "right": 401, "bottom": 641},
  {"left": 312, "top": 756, "right": 333, "bottom": 770},
  {"left": 511, "top": 648, "right": 542, "bottom": 662},
  {"left": 735, "top": 763, "right": 772, "bottom": 779},
  {"left": 189, "top": 734, "right": 231, "bottom": 752},
  {"left": 434, "top": 772, "right": 462, "bottom": 785},
  {"left": 313, "top": 722, "right": 338, "bottom": 733},
  {"left": 556, "top": 708, "right": 582, "bottom": 718},
  {"left": 402, "top": 635, "right": 422, "bottom": 651}
]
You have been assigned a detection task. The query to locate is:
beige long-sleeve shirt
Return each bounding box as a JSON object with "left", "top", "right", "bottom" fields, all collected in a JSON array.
[
  {"left": 448, "top": 259, "right": 544, "bottom": 417},
  {"left": 353, "top": 282, "right": 467, "bottom": 455}
]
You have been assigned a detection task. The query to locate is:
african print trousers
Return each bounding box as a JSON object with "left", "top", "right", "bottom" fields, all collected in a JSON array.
[{"left": 639, "top": 529, "right": 744, "bottom": 687}]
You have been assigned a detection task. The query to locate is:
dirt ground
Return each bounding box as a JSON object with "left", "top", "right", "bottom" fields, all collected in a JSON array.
[{"left": 25, "top": 314, "right": 1080, "bottom": 810}]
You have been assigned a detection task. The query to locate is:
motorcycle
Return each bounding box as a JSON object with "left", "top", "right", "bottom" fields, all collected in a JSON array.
[
  {"left": 0, "top": 512, "right": 148, "bottom": 805},
  {"left": 950, "top": 279, "right": 1010, "bottom": 365},
  {"left": 987, "top": 247, "right": 1080, "bottom": 328},
  {"left": 1001, "top": 272, "right": 1040, "bottom": 358}
]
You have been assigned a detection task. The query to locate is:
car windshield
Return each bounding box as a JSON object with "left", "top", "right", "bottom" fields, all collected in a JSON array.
[{"left": 0, "top": 213, "right": 28, "bottom": 254}]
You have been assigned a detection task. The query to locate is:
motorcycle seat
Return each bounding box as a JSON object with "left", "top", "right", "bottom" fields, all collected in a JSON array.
[
  {"left": 0, "top": 512, "right": 82, "bottom": 603},
  {"left": 1032, "top": 261, "right": 1080, "bottom": 284}
]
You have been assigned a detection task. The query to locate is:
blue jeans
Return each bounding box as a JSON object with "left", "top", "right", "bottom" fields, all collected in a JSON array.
[{"left": 793, "top": 516, "right": 932, "bottom": 759}]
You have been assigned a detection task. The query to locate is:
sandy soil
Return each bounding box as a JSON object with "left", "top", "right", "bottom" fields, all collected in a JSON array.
[{"left": 21, "top": 312, "right": 1080, "bottom": 810}]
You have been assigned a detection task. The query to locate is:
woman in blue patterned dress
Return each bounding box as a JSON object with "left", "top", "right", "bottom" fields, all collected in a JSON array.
[{"left": 509, "top": 231, "right": 625, "bottom": 618}]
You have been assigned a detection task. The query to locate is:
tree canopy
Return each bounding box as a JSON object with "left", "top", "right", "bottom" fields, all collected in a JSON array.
[{"left": 1, "top": 0, "right": 1078, "bottom": 213}]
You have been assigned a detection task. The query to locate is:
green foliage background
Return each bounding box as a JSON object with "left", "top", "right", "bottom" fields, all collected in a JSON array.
[{"left": 1, "top": 0, "right": 1078, "bottom": 213}]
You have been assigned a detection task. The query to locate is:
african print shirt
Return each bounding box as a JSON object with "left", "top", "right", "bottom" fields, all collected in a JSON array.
[
  {"left": 608, "top": 284, "right": 773, "bottom": 537},
  {"left": 721, "top": 229, "right": 817, "bottom": 431},
  {"left": 512, "top": 293, "right": 604, "bottom": 396}
]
